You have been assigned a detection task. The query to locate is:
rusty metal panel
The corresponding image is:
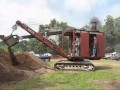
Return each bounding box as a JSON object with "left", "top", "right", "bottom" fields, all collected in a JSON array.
[
  {"left": 72, "top": 30, "right": 75, "bottom": 56},
  {"left": 80, "top": 31, "right": 89, "bottom": 57},
  {"left": 96, "top": 33, "right": 105, "bottom": 58}
]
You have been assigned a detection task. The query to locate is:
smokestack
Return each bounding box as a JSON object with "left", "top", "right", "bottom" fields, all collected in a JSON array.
[{"left": 89, "top": 17, "right": 101, "bottom": 31}]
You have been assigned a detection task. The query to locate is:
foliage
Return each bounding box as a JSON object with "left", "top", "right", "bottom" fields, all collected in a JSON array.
[
  {"left": 28, "top": 38, "right": 48, "bottom": 54},
  {"left": 27, "top": 18, "right": 70, "bottom": 55},
  {"left": 1, "top": 16, "right": 120, "bottom": 54},
  {"left": 0, "top": 18, "right": 69, "bottom": 55},
  {"left": 0, "top": 42, "right": 8, "bottom": 51},
  {"left": 103, "top": 15, "right": 120, "bottom": 53},
  {"left": 12, "top": 40, "right": 28, "bottom": 52}
]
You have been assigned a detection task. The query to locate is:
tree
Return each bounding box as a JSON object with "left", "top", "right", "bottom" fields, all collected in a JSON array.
[
  {"left": 26, "top": 18, "right": 70, "bottom": 55},
  {"left": 103, "top": 15, "right": 120, "bottom": 53}
]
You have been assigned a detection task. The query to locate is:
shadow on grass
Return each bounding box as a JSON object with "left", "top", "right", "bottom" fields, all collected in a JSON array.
[{"left": 95, "top": 66, "right": 112, "bottom": 70}]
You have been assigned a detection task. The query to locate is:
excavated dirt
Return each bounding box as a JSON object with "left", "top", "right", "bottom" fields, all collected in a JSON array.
[
  {"left": 16, "top": 52, "right": 49, "bottom": 70},
  {"left": 0, "top": 49, "right": 50, "bottom": 83}
]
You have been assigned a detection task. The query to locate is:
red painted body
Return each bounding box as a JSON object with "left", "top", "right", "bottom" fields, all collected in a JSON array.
[
  {"left": 80, "top": 31, "right": 89, "bottom": 57},
  {"left": 16, "top": 20, "right": 105, "bottom": 61},
  {"left": 62, "top": 29, "right": 105, "bottom": 60}
]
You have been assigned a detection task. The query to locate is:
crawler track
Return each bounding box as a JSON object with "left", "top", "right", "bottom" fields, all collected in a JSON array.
[{"left": 54, "top": 60, "right": 95, "bottom": 71}]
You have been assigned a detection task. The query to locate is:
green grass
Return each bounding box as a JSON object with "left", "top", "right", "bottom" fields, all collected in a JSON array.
[{"left": 12, "top": 60, "right": 120, "bottom": 90}]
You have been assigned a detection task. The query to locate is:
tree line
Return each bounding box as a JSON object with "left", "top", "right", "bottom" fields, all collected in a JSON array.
[{"left": 0, "top": 15, "right": 120, "bottom": 54}]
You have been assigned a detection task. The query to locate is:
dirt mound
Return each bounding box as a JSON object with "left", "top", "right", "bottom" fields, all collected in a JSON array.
[
  {"left": 16, "top": 52, "right": 49, "bottom": 70},
  {"left": 0, "top": 50, "right": 49, "bottom": 83},
  {"left": 0, "top": 50, "right": 12, "bottom": 66}
]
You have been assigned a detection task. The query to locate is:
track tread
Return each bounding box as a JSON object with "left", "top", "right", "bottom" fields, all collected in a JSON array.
[{"left": 54, "top": 60, "right": 95, "bottom": 71}]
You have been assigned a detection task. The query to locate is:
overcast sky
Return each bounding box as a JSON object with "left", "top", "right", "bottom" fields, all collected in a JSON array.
[{"left": 0, "top": 0, "right": 120, "bottom": 36}]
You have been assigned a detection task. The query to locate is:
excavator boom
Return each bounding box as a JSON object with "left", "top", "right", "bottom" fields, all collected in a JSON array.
[
  {"left": 16, "top": 20, "right": 67, "bottom": 58},
  {"left": 0, "top": 19, "right": 105, "bottom": 71}
]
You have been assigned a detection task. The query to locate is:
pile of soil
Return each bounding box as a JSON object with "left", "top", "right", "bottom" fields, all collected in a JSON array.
[
  {"left": 0, "top": 49, "right": 50, "bottom": 83},
  {"left": 16, "top": 52, "right": 49, "bottom": 70}
]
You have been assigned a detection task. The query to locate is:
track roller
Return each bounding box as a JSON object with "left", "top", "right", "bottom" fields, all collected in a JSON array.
[{"left": 54, "top": 60, "right": 95, "bottom": 71}]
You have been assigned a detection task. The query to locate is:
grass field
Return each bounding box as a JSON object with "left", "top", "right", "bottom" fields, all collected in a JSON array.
[{"left": 11, "top": 59, "right": 120, "bottom": 90}]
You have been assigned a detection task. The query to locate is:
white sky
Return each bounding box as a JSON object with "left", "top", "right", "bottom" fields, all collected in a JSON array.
[
  {"left": 0, "top": 0, "right": 120, "bottom": 36},
  {"left": 0, "top": 0, "right": 60, "bottom": 36}
]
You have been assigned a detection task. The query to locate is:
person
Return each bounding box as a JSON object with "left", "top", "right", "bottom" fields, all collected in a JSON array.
[
  {"left": 92, "top": 36, "right": 97, "bottom": 57},
  {"left": 75, "top": 36, "right": 80, "bottom": 56}
]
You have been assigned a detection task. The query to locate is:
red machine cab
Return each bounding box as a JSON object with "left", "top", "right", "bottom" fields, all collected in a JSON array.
[{"left": 62, "top": 29, "right": 105, "bottom": 60}]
